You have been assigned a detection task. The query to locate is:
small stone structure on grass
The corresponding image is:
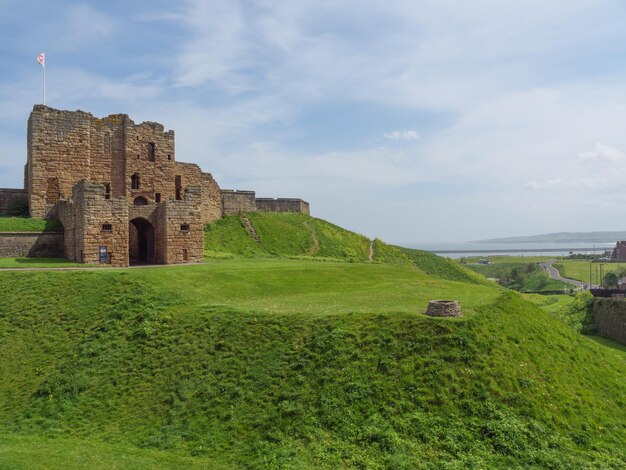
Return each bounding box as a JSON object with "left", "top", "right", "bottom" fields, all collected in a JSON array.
[{"left": 426, "top": 300, "right": 462, "bottom": 317}]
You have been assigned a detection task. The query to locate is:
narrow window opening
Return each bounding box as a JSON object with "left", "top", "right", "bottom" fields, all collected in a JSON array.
[
  {"left": 175, "top": 175, "right": 182, "bottom": 200},
  {"left": 155, "top": 193, "right": 161, "bottom": 203},
  {"left": 102, "top": 223, "right": 112, "bottom": 231},
  {"left": 104, "top": 183, "right": 111, "bottom": 200},
  {"left": 183, "top": 249, "right": 188, "bottom": 261},
  {"left": 148, "top": 142, "right": 156, "bottom": 162},
  {"left": 131, "top": 174, "right": 140, "bottom": 190},
  {"left": 180, "top": 224, "right": 190, "bottom": 232},
  {"left": 167, "top": 154, "right": 171, "bottom": 161}
]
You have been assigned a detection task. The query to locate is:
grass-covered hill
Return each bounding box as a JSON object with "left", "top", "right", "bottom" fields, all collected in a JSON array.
[
  {"left": 0, "top": 216, "right": 63, "bottom": 232},
  {"left": 0, "top": 213, "right": 625, "bottom": 468},
  {"left": 204, "top": 213, "right": 486, "bottom": 285}
]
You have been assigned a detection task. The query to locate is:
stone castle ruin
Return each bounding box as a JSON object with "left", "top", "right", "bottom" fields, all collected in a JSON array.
[{"left": 0, "top": 105, "right": 309, "bottom": 266}]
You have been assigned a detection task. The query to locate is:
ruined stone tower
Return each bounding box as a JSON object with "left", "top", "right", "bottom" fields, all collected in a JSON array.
[{"left": 14, "top": 105, "right": 309, "bottom": 266}]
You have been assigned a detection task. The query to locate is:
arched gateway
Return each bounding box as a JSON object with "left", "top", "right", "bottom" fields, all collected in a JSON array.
[{"left": 129, "top": 217, "right": 155, "bottom": 265}]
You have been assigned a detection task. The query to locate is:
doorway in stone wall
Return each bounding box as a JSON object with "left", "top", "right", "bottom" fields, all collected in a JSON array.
[{"left": 129, "top": 217, "right": 155, "bottom": 265}]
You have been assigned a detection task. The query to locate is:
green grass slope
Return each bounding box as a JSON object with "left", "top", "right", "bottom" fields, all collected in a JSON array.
[
  {"left": 0, "top": 217, "right": 63, "bottom": 232},
  {"left": 1, "top": 262, "right": 625, "bottom": 468},
  {"left": 205, "top": 213, "right": 485, "bottom": 285}
]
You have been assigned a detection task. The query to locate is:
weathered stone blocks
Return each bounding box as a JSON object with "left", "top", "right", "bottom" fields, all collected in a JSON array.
[
  {"left": 426, "top": 300, "right": 462, "bottom": 317},
  {"left": 0, "top": 105, "right": 311, "bottom": 266}
]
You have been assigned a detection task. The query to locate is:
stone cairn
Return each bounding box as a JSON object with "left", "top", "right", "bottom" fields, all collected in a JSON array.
[{"left": 426, "top": 300, "right": 462, "bottom": 317}]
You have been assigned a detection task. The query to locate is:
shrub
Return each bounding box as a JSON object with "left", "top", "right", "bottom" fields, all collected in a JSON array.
[
  {"left": 6, "top": 198, "right": 29, "bottom": 216},
  {"left": 559, "top": 291, "right": 596, "bottom": 334}
]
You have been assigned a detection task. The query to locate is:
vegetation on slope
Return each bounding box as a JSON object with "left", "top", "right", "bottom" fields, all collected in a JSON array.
[
  {"left": 466, "top": 261, "right": 568, "bottom": 293},
  {"left": 205, "top": 213, "right": 486, "bottom": 285},
  {"left": 0, "top": 217, "right": 63, "bottom": 232},
  {"left": 0, "top": 263, "right": 625, "bottom": 468}
]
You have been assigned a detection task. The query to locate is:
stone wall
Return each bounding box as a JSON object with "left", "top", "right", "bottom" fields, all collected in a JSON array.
[
  {"left": 222, "top": 190, "right": 256, "bottom": 215},
  {"left": 0, "top": 232, "right": 64, "bottom": 257},
  {"left": 59, "top": 180, "right": 129, "bottom": 267},
  {"left": 593, "top": 298, "right": 626, "bottom": 345},
  {"left": 22, "top": 105, "right": 311, "bottom": 266},
  {"left": 175, "top": 162, "right": 222, "bottom": 223},
  {"left": 0, "top": 188, "right": 27, "bottom": 215},
  {"left": 159, "top": 186, "right": 204, "bottom": 264},
  {"left": 255, "top": 198, "right": 310, "bottom": 214},
  {"left": 27, "top": 105, "right": 220, "bottom": 220}
]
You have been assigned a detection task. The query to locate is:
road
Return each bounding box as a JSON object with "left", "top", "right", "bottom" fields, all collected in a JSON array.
[{"left": 539, "top": 259, "right": 586, "bottom": 288}]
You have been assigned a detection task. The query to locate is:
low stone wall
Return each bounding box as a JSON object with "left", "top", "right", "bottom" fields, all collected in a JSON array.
[
  {"left": 222, "top": 190, "right": 256, "bottom": 215},
  {"left": 255, "top": 198, "right": 310, "bottom": 214},
  {"left": 426, "top": 300, "right": 462, "bottom": 317},
  {"left": 593, "top": 298, "right": 626, "bottom": 345},
  {"left": 0, "top": 188, "right": 27, "bottom": 215},
  {"left": 0, "top": 232, "right": 64, "bottom": 257}
]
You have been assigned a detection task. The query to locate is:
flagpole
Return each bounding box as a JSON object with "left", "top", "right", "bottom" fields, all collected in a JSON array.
[{"left": 37, "top": 52, "right": 46, "bottom": 105}]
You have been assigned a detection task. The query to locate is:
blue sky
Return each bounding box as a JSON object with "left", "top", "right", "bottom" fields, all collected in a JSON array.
[{"left": 3, "top": 0, "right": 626, "bottom": 243}]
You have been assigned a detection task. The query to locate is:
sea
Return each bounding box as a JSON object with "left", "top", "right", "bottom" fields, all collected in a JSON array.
[{"left": 405, "top": 242, "right": 615, "bottom": 259}]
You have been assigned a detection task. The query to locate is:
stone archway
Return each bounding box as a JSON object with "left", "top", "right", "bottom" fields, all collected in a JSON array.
[{"left": 129, "top": 217, "right": 155, "bottom": 265}]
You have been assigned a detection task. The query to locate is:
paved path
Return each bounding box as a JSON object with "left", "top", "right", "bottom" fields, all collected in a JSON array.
[{"left": 539, "top": 259, "right": 586, "bottom": 288}]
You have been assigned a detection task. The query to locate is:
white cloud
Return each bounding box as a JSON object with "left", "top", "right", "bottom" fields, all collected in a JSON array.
[
  {"left": 578, "top": 142, "right": 624, "bottom": 163},
  {"left": 47, "top": 4, "right": 116, "bottom": 52},
  {"left": 525, "top": 179, "right": 563, "bottom": 190},
  {"left": 384, "top": 130, "right": 420, "bottom": 141}
]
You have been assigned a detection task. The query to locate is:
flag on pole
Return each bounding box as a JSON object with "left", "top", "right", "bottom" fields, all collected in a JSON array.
[{"left": 37, "top": 52, "right": 46, "bottom": 105}]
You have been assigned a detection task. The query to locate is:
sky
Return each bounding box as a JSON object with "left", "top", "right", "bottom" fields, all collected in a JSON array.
[{"left": 3, "top": 0, "right": 626, "bottom": 244}]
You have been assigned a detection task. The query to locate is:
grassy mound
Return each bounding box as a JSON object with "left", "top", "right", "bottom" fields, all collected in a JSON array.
[
  {"left": 0, "top": 217, "right": 63, "bottom": 232},
  {"left": 0, "top": 262, "right": 625, "bottom": 468},
  {"left": 205, "top": 213, "right": 485, "bottom": 284}
]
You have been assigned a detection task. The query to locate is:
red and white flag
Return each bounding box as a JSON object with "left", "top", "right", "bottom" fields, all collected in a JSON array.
[{"left": 37, "top": 52, "right": 45, "bottom": 68}]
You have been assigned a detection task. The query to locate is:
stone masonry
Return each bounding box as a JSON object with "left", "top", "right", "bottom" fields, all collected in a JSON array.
[
  {"left": 426, "top": 300, "right": 462, "bottom": 317},
  {"left": 0, "top": 232, "right": 63, "bottom": 258},
  {"left": 0, "top": 105, "right": 309, "bottom": 266}
]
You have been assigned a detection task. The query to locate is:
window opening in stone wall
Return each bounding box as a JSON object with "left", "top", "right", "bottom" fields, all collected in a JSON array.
[
  {"left": 180, "top": 224, "right": 190, "bottom": 231},
  {"left": 155, "top": 193, "right": 161, "bottom": 203},
  {"left": 148, "top": 142, "right": 156, "bottom": 162},
  {"left": 102, "top": 223, "right": 112, "bottom": 231},
  {"left": 104, "top": 183, "right": 111, "bottom": 199},
  {"left": 183, "top": 249, "right": 188, "bottom": 261},
  {"left": 45, "top": 177, "right": 60, "bottom": 204},
  {"left": 131, "top": 174, "right": 140, "bottom": 189},
  {"left": 167, "top": 154, "right": 171, "bottom": 161},
  {"left": 134, "top": 196, "right": 148, "bottom": 206},
  {"left": 175, "top": 175, "right": 182, "bottom": 200}
]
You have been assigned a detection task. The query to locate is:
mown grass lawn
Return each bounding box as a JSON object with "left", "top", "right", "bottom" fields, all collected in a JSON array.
[
  {"left": 0, "top": 258, "right": 625, "bottom": 468},
  {"left": 555, "top": 260, "right": 625, "bottom": 283},
  {"left": 1, "top": 213, "right": 625, "bottom": 468},
  {"left": 0, "top": 433, "right": 214, "bottom": 470},
  {"left": 0, "top": 257, "right": 84, "bottom": 268}
]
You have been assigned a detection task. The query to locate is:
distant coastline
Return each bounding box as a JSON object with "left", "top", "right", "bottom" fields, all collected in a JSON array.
[
  {"left": 473, "top": 231, "right": 626, "bottom": 244},
  {"left": 405, "top": 241, "right": 614, "bottom": 259}
]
